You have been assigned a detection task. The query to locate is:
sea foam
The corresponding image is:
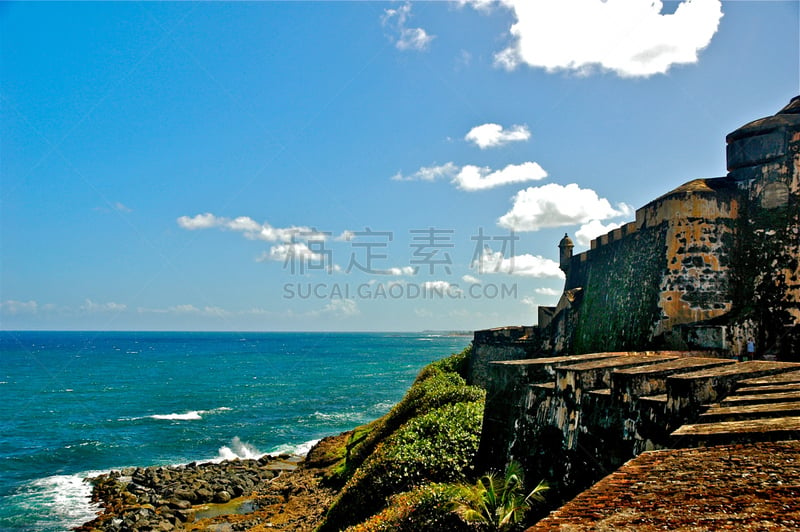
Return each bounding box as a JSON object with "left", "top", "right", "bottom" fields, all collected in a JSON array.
[
  {"left": 148, "top": 406, "right": 232, "bottom": 421},
  {"left": 213, "top": 436, "right": 266, "bottom": 462},
  {"left": 268, "top": 438, "right": 321, "bottom": 457},
  {"left": 5, "top": 473, "right": 102, "bottom": 531}
]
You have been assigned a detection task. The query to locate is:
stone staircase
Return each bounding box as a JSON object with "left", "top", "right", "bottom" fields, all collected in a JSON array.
[
  {"left": 671, "top": 367, "right": 800, "bottom": 447},
  {"left": 478, "top": 352, "right": 800, "bottom": 494}
]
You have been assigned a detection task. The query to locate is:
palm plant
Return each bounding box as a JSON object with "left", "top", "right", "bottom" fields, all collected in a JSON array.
[{"left": 448, "top": 461, "right": 548, "bottom": 531}]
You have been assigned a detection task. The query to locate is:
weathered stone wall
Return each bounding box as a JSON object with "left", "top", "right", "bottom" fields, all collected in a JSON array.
[
  {"left": 648, "top": 179, "right": 739, "bottom": 337},
  {"left": 561, "top": 179, "right": 741, "bottom": 355},
  {"left": 726, "top": 96, "right": 800, "bottom": 360},
  {"left": 469, "top": 326, "right": 540, "bottom": 387},
  {"left": 475, "top": 347, "right": 800, "bottom": 506},
  {"left": 570, "top": 223, "right": 667, "bottom": 354},
  {"left": 543, "top": 97, "right": 799, "bottom": 358}
]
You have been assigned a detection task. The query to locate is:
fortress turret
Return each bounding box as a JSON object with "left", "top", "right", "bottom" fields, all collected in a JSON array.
[
  {"left": 558, "top": 233, "right": 574, "bottom": 274},
  {"left": 726, "top": 95, "right": 800, "bottom": 357}
]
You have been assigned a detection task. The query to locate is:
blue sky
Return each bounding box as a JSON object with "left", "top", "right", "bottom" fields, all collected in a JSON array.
[{"left": 1, "top": 1, "right": 798, "bottom": 332}]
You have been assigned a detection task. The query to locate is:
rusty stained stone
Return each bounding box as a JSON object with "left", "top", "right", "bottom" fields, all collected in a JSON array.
[{"left": 654, "top": 189, "right": 738, "bottom": 336}]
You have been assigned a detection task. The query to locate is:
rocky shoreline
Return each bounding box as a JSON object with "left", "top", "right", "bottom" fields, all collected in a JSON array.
[{"left": 75, "top": 434, "right": 346, "bottom": 532}]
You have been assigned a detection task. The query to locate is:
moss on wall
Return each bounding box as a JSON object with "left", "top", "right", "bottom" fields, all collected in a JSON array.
[{"left": 572, "top": 226, "right": 667, "bottom": 354}]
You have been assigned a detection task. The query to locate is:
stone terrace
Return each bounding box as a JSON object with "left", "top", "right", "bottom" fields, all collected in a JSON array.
[
  {"left": 528, "top": 440, "right": 800, "bottom": 531},
  {"left": 479, "top": 351, "right": 800, "bottom": 528},
  {"left": 473, "top": 351, "right": 800, "bottom": 530}
]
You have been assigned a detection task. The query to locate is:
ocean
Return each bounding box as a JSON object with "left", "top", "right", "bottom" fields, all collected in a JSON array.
[{"left": 0, "top": 331, "right": 471, "bottom": 531}]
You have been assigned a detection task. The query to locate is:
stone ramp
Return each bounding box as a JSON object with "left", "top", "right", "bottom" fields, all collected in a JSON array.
[{"left": 527, "top": 441, "right": 800, "bottom": 531}]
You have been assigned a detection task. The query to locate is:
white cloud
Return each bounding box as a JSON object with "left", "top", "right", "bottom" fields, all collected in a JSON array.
[
  {"left": 227, "top": 216, "right": 262, "bottom": 233},
  {"left": 137, "top": 304, "right": 231, "bottom": 317},
  {"left": 498, "top": 183, "right": 631, "bottom": 232},
  {"left": 259, "top": 243, "right": 323, "bottom": 263},
  {"left": 79, "top": 299, "right": 127, "bottom": 313},
  {"left": 335, "top": 230, "right": 355, "bottom": 242},
  {"left": 488, "top": 0, "right": 723, "bottom": 77},
  {"left": 388, "top": 266, "right": 416, "bottom": 276},
  {"left": 0, "top": 299, "right": 38, "bottom": 315},
  {"left": 327, "top": 299, "right": 360, "bottom": 317},
  {"left": 382, "top": 2, "right": 434, "bottom": 51},
  {"left": 465, "top": 123, "right": 531, "bottom": 149},
  {"left": 397, "top": 27, "right": 434, "bottom": 51},
  {"left": 462, "top": 274, "right": 481, "bottom": 284},
  {"left": 172, "top": 304, "right": 199, "bottom": 314},
  {"left": 177, "top": 213, "right": 325, "bottom": 242},
  {"left": 575, "top": 219, "right": 624, "bottom": 246},
  {"left": 394, "top": 161, "right": 546, "bottom": 191},
  {"left": 392, "top": 162, "right": 459, "bottom": 182},
  {"left": 306, "top": 299, "right": 360, "bottom": 318},
  {"left": 423, "top": 280, "right": 463, "bottom": 296},
  {"left": 474, "top": 247, "right": 564, "bottom": 279},
  {"left": 535, "top": 287, "right": 562, "bottom": 297},
  {"left": 457, "top": 0, "right": 497, "bottom": 14},
  {"left": 177, "top": 213, "right": 219, "bottom": 230},
  {"left": 454, "top": 162, "right": 547, "bottom": 191}
]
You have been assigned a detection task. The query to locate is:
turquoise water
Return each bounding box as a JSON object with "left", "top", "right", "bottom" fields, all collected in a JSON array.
[{"left": 0, "top": 331, "right": 471, "bottom": 531}]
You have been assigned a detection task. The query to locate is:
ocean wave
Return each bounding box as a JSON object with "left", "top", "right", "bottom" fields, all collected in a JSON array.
[
  {"left": 126, "top": 406, "right": 232, "bottom": 422},
  {"left": 268, "top": 439, "right": 321, "bottom": 457},
  {"left": 2, "top": 472, "right": 103, "bottom": 531},
  {"left": 151, "top": 411, "right": 203, "bottom": 421},
  {"left": 308, "top": 410, "right": 368, "bottom": 424},
  {"left": 371, "top": 401, "right": 395, "bottom": 412},
  {"left": 213, "top": 436, "right": 266, "bottom": 462}
]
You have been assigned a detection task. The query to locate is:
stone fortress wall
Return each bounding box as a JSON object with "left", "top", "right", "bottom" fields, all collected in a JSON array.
[
  {"left": 536, "top": 96, "right": 800, "bottom": 360},
  {"left": 470, "top": 97, "right": 800, "bottom": 513}
]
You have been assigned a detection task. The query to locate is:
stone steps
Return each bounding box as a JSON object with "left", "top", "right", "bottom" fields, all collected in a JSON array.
[
  {"left": 556, "top": 354, "right": 679, "bottom": 397},
  {"left": 698, "top": 400, "right": 800, "bottom": 422},
  {"left": 721, "top": 390, "right": 800, "bottom": 406},
  {"left": 670, "top": 416, "right": 800, "bottom": 447},
  {"left": 553, "top": 355, "right": 678, "bottom": 450},
  {"left": 736, "top": 369, "right": 800, "bottom": 387},
  {"left": 664, "top": 362, "right": 800, "bottom": 447},
  {"left": 665, "top": 361, "right": 800, "bottom": 421},
  {"left": 480, "top": 349, "right": 800, "bottom": 476},
  {"left": 734, "top": 383, "right": 800, "bottom": 395},
  {"left": 611, "top": 357, "right": 734, "bottom": 404}
]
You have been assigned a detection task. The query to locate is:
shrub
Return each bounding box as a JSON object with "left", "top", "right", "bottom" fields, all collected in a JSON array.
[
  {"left": 344, "top": 484, "right": 473, "bottom": 532},
  {"left": 343, "top": 348, "right": 482, "bottom": 476},
  {"left": 320, "top": 400, "right": 484, "bottom": 531},
  {"left": 448, "top": 461, "right": 549, "bottom": 532}
]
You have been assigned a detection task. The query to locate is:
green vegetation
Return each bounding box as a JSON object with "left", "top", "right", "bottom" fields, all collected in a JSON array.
[
  {"left": 317, "top": 346, "right": 486, "bottom": 532},
  {"left": 329, "top": 346, "right": 479, "bottom": 481},
  {"left": 344, "top": 484, "right": 472, "bottom": 532},
  {"left": 448, "top": 461, "right": 549, "bottom": 532}
]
